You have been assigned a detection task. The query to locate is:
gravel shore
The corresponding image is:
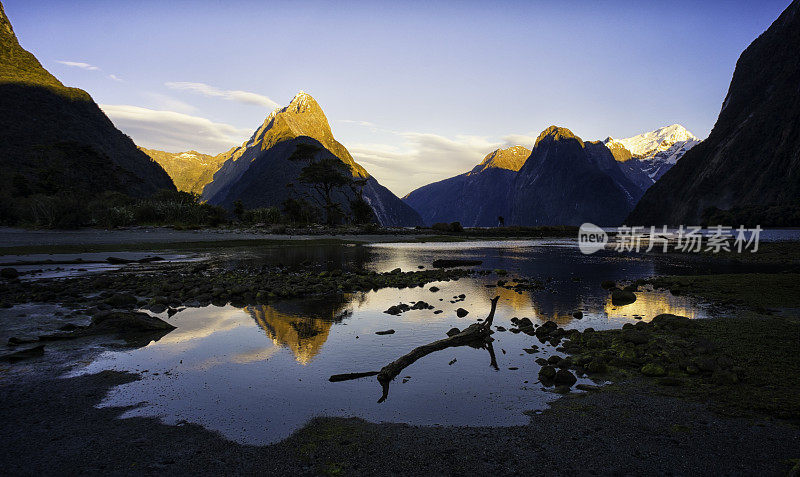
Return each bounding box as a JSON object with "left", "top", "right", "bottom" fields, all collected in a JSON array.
[{"left": 1, "top": 353, "right": 797, "bottom": 476}]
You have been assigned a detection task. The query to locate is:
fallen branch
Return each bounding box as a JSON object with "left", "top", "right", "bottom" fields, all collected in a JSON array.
[{"left": 328, "top": 296, "right": 501, "bottom": 401}]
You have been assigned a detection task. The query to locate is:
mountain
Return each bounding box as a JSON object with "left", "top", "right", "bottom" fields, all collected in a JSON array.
[
  {"left": 509, "top": 126, "right": 645, "bottom": 226},
  {"left": 0, "top": 2, "right": 174, "bottom": 199},
  {"left": 141, "top": 148, "right": 226, "bottom": 195},
  {"left": 404, "top": 127, "right": 645, "bottom": 227},
  {"left": 403, "top": 146, "right": 530, "bottom": 226},
  {"left": 604, "top": 124, "right": 700, "bottom": 187},
  {"left": 202, "top": 92, "right": 422, "bottom": 226},
  {"left": 628, "top": 0, "right": 800, "bottom": 226}
]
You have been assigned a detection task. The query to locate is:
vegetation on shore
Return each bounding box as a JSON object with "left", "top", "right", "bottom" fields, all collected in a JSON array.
[{"left": 541, "top": 273, "right": 800, "bottom": 421}]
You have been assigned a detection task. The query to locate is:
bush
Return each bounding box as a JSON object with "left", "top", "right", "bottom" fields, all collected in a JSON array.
[
  {"left": 431, "top": 222, "right": 464, "bottom": 233},
  {"left": 241, "top": 206, "right": 282, "bottom": 225}
]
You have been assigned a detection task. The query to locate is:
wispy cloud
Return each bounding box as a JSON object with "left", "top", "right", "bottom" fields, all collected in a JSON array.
[
  {"left": 108, "top": 74, "right": 123, "bottom": 82},
  {"left": 165, "top": 82, "right": 279, "bottom": 108},
  {"left": 57, "top": 60, "right": 100, "bottom": 71},
  {"left": 342, "top": 121, "right": 538, "bottom": 196},
  {"left": 100, "top": 104, "right": 251, "bottom": 154}
]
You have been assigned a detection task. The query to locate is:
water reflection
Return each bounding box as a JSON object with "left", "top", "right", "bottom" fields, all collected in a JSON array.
[
  {"left": 71, "top": 240, "right": 723, "bottom": 445},
  {"left": 603, "top": 290, "right": 706, "bottom": 320},
  {"left": 247, "top": 297, "right": 353, "bottom": 364}
]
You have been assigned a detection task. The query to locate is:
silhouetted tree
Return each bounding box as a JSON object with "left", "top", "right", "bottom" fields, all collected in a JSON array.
[{"left": 289, "top": 143, "right": 369, "bottom": 225}]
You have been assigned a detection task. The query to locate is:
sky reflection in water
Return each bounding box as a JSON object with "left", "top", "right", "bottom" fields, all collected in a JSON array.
[{"left": 72, "top": 240, "right": 710, "bottom": 444}]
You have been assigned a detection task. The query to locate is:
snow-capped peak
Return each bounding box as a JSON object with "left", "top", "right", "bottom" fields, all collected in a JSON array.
[{"left": 611, "top": 124, "right": 699, "bottom": 158}]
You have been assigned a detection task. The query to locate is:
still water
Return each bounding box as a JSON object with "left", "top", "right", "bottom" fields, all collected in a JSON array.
[{"left": 71, "top": 240, "right": 712, "bottom": 444}]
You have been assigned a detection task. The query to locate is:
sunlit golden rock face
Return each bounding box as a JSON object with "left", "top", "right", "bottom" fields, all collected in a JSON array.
[
  {"left": 468, "top": 146, "right": 531, "bottom": 175},
  {"left": 202, "top": 91, "right": 368, "bottom": 202},
  {"left": 534, "top": 125, "right": 584, "bottom": 148},
  {"left": 140, "top": 148, "right": 227, "bottom": 195},
  {"left": 246, "top": 299, "right": 351, "bottom": 365}
]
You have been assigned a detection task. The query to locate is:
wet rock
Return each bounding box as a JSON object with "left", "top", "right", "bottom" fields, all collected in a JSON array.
[
  {"left": 8, "top": 336, "right": 38, "bottom": 346},
  {"left": 576, "top": 384, "right": 601, "bottom": 392},
  {"left": 554, "top": 369, "right": 577, "bottom": 386},
  {"left": 90, "top": 311, "right": 176, "bottom": 333},
  {"left": 623, "top": 283, "right": 638, "bottom": 292},
  {"left": 572, "top": 311, "right": 583, "bottom": 319},
  {"left": 600, "top": 280, "right": 616, "bottom": 289},
  {"left": 456, "top": 308, "right": 469, "bottom": 318},
  {"left": 539, "top": 365, "right": 557, "bottom": 381},
  {"left": 535, "top": 358, "right": 549, "bottom": 366},
  {"left": 411, "top": 301, "right": 434, "bottom": 310},
  {"left": 611, "top": 289, "right": 637, "bottom": 306},
  {"left": 516, "top": 317, "right": 533, "bottom": 328},
  {"left": 547, "top": 355, "right": 562, "bottom": 365},
  {"left": 1, "top": 267, "right": 20, "bottom": 280},
  {"left": 1, "top": 345, "right": 44, "bottom": 362},
  {"left": 375, "top": 329, "right": 395, "bottom": 335},
  {"left": 106, "top": 256, "right": 134, "bottom": 265},
  {"left": 522, "top": 346, "right": 539, "bottom": 354},
  {"left": 429, "top": 286, "right": 440, "bottom": 292},
  {"left": 105, "top": 293, "right": 137, "bottom": 307},
  {"left": 495, "top": 326, "right": 507, "bottom": 332},
  {"left": 651, "top": 313, "right": 690, "bottom": 330},
  {"left": 446, "top": 327, "right": 461, "bottom": 337},
  {"left": 148, "top": 304, "right": 168, "bottom": 314},
  {"left": 433, "top": 310, "right": 443, "bottom": 314},
  {"left": 586, "top": 359, "right": 607, "bottom": 374},
  {"left": 622, "top": 329, "right": 650, "bottom": 345},
  {"left": 640, "top": 363, "right": 667, "bottom": 377}
]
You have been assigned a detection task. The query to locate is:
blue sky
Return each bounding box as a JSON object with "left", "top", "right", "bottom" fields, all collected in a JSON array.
[{"left": 4, "top": 0, "right": 791, "bottom": 195}]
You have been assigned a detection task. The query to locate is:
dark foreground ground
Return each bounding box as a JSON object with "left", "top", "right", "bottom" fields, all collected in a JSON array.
[
  {"left": 1, "top": 238, "right": 799, "bottom": 476},
  {"left": 2, "top": 361, "right": 798, "bottom": 476}
]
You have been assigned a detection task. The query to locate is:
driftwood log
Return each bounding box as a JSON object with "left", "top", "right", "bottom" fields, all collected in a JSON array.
[{"left": 329, "top": 296, "right": 501, "bottom": 402}]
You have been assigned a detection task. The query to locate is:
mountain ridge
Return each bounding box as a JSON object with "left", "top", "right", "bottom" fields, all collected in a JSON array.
[
  {"left": 627, "top": 0, "right": 800, "bottom": 225},
  {"left": 202, "top": 92, "right": 422, "bottom": 226},
  {"left": 0, "top": 1, "right": 175, "bottom": 199}
]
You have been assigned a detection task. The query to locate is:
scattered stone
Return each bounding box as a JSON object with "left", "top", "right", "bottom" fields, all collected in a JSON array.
[
  {"left": 375, "top": 329, "right": 395, "bottom": 335},
  {"left": 446, "top": 327, "right": 461, "bottom": 337},
  {"left": 433, "top": 310, "right": 443, "bottom": 314},
  {"left": 456, "top": 308, "right": 469, "bottom": 317},
  {"left": 1, "top": 344, "right": 44, "bottom": 362},
  {"left": 572, "top": 311, "right": 583, "bottom": 319},
  {"left": 538, "top": 365, "right": 557, "bottom": 381},
  {"left": 640, "top": 363, "right": 667, "bottom": 377},
  {"left": 8, "top": 336, "right": 38, "bottom": 346},
  {"left": 429, "top": 286, "right": 440, "bottom": 292},
  {"left": 448, "top": 358, "right": 457, "bottom": 365},
  {"left": 600, "top": 280, "right": 616, "bottom": 289},
  {"left": 1, "top": 267, "right": 20, "bottom": 280},
  {"left": 105, "top": 293, "right": 137, "bottom": 307},
  {"left": 611, "top": 289, "right": 637, "bottom": 306},
  {"left": 554, "top": 369, "right": 577, "bottom": 386}
]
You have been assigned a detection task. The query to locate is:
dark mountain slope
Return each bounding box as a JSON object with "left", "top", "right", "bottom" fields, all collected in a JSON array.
[
  {"left": 0, "top": 2, "right": 174, "bottom": 199},
  {"left": 510, "top": 127, "right": 644, "bottom": 226},
  {"left": 628, "top": 0, "right": 800, "bottom": 225},
  {"left": 403, "top": 146, "right": 530, "bottom": 226},
  {"left": 203, "top": 92, "right": 421, "bottom": 226}
]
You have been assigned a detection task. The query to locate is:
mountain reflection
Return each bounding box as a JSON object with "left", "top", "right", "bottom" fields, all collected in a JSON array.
[
  {"left": 246, "top": 296, "right": 353, "bottom": 364},
  {"left": 603, "top": 290, "right": 703, "bottom": 320}
]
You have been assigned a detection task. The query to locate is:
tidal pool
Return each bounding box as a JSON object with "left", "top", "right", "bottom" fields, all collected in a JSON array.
[{"left": 70, "top": 240, "right": 711, "bottom": 444}]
